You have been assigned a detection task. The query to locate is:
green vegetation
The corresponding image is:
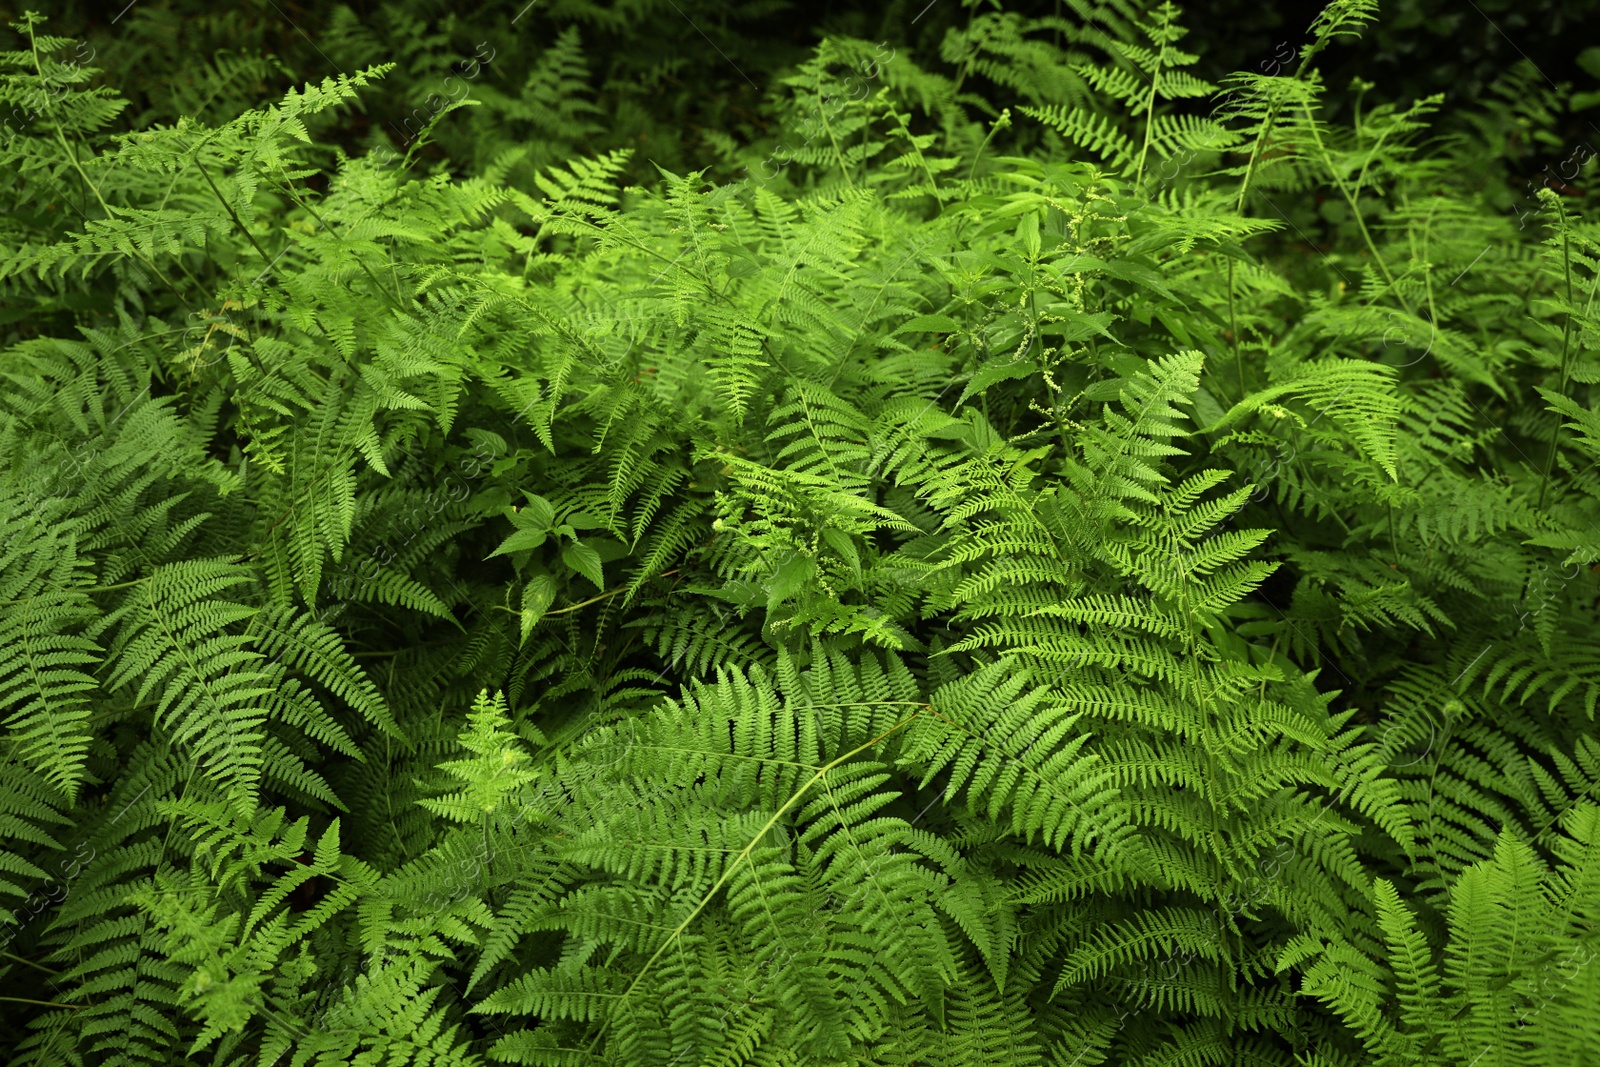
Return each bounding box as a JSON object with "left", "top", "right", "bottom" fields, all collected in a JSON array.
[{"left": 2, "top": 0, "right": 1599, "bottom": 1063}]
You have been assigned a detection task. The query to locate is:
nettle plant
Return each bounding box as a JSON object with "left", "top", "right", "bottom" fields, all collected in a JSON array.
[{"left": 1, "top": 1, "right": 1598, "bottom": 1064}]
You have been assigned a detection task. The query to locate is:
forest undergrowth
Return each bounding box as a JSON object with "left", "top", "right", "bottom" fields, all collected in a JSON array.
[{"left": 2, "top": 0, "right": 1599, "bottom": 1064}]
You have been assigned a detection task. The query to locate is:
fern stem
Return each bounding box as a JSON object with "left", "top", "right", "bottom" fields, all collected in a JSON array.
[
  {"left": 1176, "top": 541, "right": 1237, "bottom": 1030},
  {"left": 1420, "top": 208, "right": 1440, "bottom": 336},
  {"left": 1224, "top": 15, "right": 1355, "bottom": 395},
  {"left": 1387, "top": 503, "right": 1401, "bottom": 569},
  {"left": 1231, "top": 95, "right": 1277, "bottom": 216},
  {"left": 1298, "top": 98, "right": 1410, "bottom": 315},
  {"left": 28, "top": 30, "right": 193, "bottom": 313},
  {"left": 504, "top": 569, "right": 679, "bottom": 620},
  {"left": 950, "top": 0, "right": 984, "bottom": 98},
  {"left": 0, "top": 572, "right": 166, "bottom": 609},
  {"left": 0, "top": 996, "right": 80, "bottom": 1010},
  {"left": 817, "top": 96, "right": 855, "bottom": 192},
  {"left": 590, "top": 706, "right": 926, "bottom": 1049},
  {"left": 1221, "top": 98, "right": 1276, "bottom": 405},
  {"left": 968, "top": 108, "right": 1011, "bottom": 183},
  {"left": 1131, "top": 6, "right": 1168, "bottom": 194},
  {"left": 1227, "top": 257, "right": 1244, "bottom": 401},
  {"left": 888, "top": 106, "right": 939, "bottom": 210},
  {"left": 273, "top": 175, "right": 406, "bottom": 307},
  {"left": 1225, "top": 64, "right": 1301, "bottom": 401},
  {"left": 1535, "top": 216, "right": 1598, "bottom": 511},
  {"left": 1419, "top": 717, "right": 1454, "bottom": 892},
  {"left": 1, "top": 951, "right": 62, "bottom": 975},
  {"left": 193, "top": 155, "right": 275, "bottom": 270},
  {"left": 385, "top": 705, "right": 412, "bottom": 860},
  {"left": 29, "top": 34, "right": 108, "bottom": 221}
]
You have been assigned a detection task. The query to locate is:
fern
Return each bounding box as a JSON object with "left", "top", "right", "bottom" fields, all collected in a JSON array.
[{"left": 3, "top": 3, "right": 1600, "bottom": 1064}]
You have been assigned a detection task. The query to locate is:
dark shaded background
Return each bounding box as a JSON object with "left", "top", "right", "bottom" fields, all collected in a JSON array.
[{"left": 6, "top": 0, "right": 1598, "bottom": 168}]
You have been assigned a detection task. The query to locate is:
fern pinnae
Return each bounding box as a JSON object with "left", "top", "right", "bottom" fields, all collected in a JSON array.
[{"left": 572, "top": 700, "right": 926, "bottom": 1056}]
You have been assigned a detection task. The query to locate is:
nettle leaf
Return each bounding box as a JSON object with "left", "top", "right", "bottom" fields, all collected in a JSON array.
[
  {"left": 489, "top": 526, "right": 547, "bottom": 556},
  {"left": 766, "top": 551, "right": 816, "bottom": 609},
  {"left": 520, "top": 573, "right": 557, "bottom": 645},
  {"left": 561, "top": 540, "right": 606, "bottom": 590}
]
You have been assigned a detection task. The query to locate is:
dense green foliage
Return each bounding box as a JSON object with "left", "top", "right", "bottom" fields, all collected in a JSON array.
[{"left": 2, "top": 0, "right": 1599, "bottom": 1064}]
